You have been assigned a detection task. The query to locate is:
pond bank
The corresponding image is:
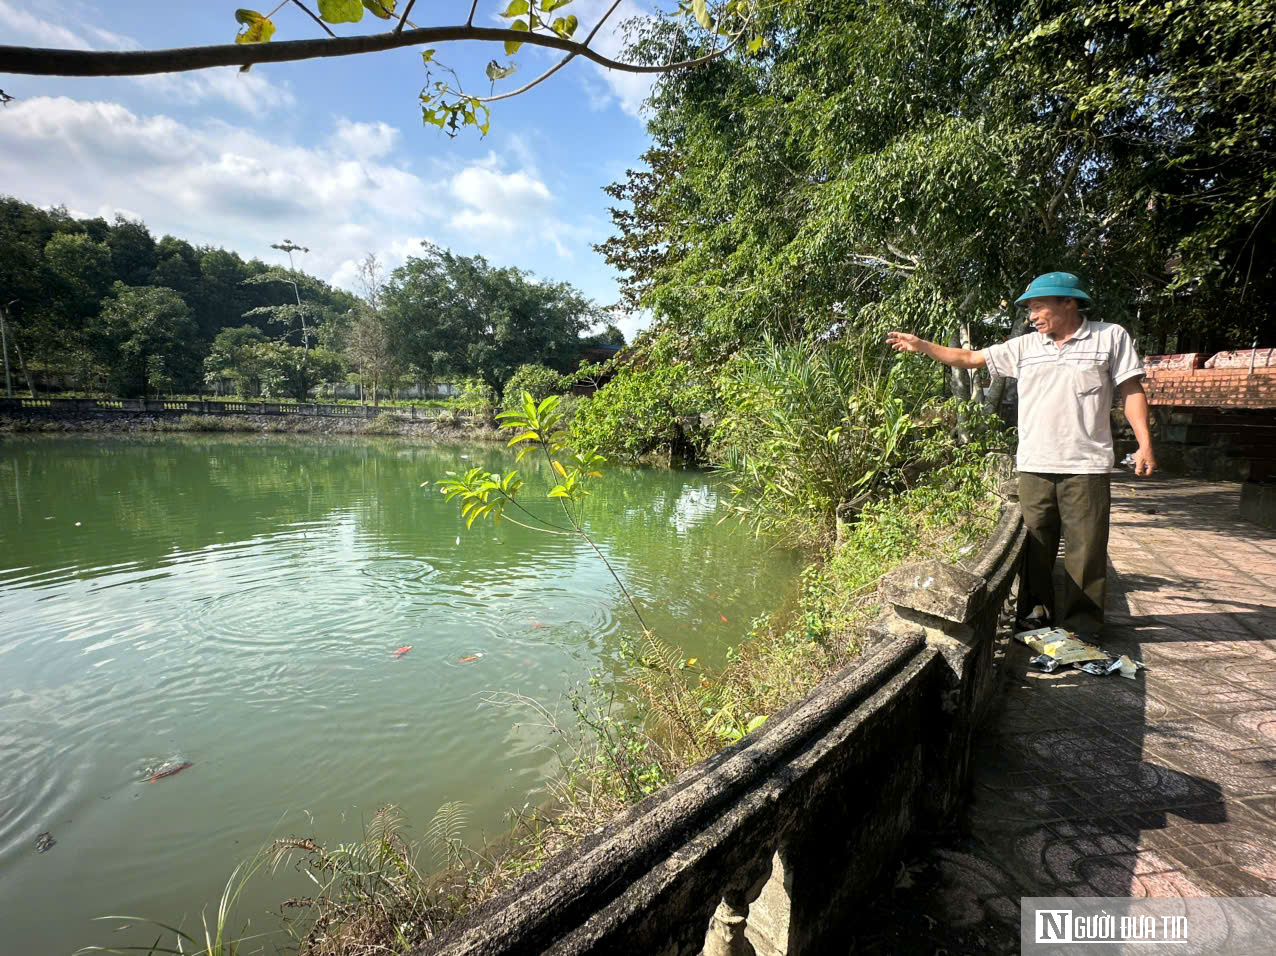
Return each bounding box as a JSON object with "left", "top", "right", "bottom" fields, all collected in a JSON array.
[{"left": 0, "top": 408, "right": 502, "bottom": 440}]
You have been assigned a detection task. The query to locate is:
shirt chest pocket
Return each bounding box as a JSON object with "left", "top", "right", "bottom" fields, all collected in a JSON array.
[{"left": 1071, "top": 359, "right": 1110, "bottom": 396}]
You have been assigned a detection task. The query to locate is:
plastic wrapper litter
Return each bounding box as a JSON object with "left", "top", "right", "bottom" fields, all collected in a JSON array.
[{"left": 1015, "top": 626, "right": 1144, "bottom": 678}]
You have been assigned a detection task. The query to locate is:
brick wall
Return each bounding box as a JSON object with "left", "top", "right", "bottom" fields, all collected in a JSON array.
[{"left": 1144, "top": 367, "right": 1276, "bottom": 409}]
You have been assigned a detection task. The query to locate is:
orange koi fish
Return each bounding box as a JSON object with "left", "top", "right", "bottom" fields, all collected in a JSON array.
[
  {"left": 720, "top": 615, "right": 729, "bottom": 623},
  {"left": 148, "top": 761, "right": 193, "bottom": 783},
  {"left": 392, "top": 645, "right": 413, "bottom": 658},
  {"left": 458, "top": 654, "right": 482, "bottom": 663}
]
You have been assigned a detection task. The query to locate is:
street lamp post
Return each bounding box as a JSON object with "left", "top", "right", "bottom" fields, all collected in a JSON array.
[{"left": 271, "top": 239, "right": 311, "bottom": 348}]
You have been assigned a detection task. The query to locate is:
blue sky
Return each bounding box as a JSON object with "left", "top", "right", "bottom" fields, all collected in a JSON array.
[{"left": 0, "top": 0, "right": 658, "bottom": 338}]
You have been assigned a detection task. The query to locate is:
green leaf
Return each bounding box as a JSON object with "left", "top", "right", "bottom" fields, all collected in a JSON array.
[
  {"left": 486, "top": 60, "right": 518, "bottom": 82},
  {"left": 363, "top": 0, "right": 396, "bottom": 18},
  {"left": 234, "top": 9, "right": 275, "bottom": 44},
  {"left": 551, "top": 15, "right": 578, "bottom": 37},
  {"left": 691, "top": 0, "right": 713, "bottom": 30},
  {"left": 500, "top": 0, "right": 530, "bottom": 16},
  {"left": 421, "top": 48, "right": 436, "bottom": 63},
  {"left": 505, "top": 19, "right": 528, "bottom": 55},
  {"left": 542, "top": 0, "right": 573, "bottom": 10},
  {"left": 469, "top": 99, "right": 491, "bottom": 136},
  {"left": 318, "top": 0, "right": 364, "bottom": 23}
]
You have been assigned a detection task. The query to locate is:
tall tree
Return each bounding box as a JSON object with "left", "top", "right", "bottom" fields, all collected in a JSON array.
[
  {"left": 204, "top": 325, "right": 268, "bottom": 396},
  {"left": 383, "top": 243, "right": 600, "bottom": 398},
  {"left": 97, "top": 283, "right": 199, "bottom": 396},
  {"left": 105, "top": 216, "right": 158, "bottom": 287}
]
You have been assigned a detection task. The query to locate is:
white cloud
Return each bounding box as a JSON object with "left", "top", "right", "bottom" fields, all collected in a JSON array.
[
  {"left": 331, "top": 119, "right": 400, "bottom": 159},
  {"left": 0, "top": 0, "right": 90, "bottom": 49},
  {"left": 0, "top": 1, "right": 294, "bottom": 113},
  {"left": 446, "top": 155, "right": 600, "bottom": 261},
  {"left": 449, "top": 161, "right": 553, "bottom": 234},
  {"left": 568, "top": 0, "right": 660, "bottom": 119},
  {"left": 134, "top": 70, "right": 297, "bottom": 114},
  {"left": 330, "top": 236, "right": 434, "bottom": 292},
  {"left": 0, "top": 97, "right": 435, "bottom": 283},
  {"left": 0, "top": 96, "right": 607, "bottom": 296}
]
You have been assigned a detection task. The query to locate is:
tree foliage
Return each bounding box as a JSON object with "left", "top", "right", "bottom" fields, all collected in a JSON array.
[
  {"left": 382, "top": 242, "right": 602, "bottom": 399},
  {"left": 204, "top": 325, "right": 269, "bottom": 397},
  {"left": 97, "top": 283, "right": 199, "bottom": 397},
  {"left": 603, "top": 0, "right": 1276, "bottom": 365},
  {"left": 0, "top": 197, "right": 353, "bottom": 394},
  {"left": 714, "top": 336, "right": 976, "bottom": 542},
  {"left": 500, "top": 363, "right": 572, "bottom": 409},
  {"left": 254, "top": 342, "right": 347, "bottom": 401},
  {"left": 568, "top": 362, "right": 716, "bottom": 463}
]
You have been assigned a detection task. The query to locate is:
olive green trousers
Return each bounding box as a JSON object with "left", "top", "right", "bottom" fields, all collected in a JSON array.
[{"left": 1016, "top": 472, "right": 1111, "bottom": 634}]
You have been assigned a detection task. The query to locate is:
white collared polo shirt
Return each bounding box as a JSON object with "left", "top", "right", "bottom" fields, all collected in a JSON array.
[{"left": 982, "top": 319, "right": 1145, "bottom": 474}]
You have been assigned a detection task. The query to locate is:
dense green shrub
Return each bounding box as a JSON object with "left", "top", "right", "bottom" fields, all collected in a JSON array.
[
  {"left": 500, "top": 364, "right": 571, "bottom": 409},
  {"left": 568, "top": 364, "right": 717, "bottom": 463},
  {"left": 711, "top": 336, "right": 1010, "bottom": 545},
  {"left": 455, "top": 378, "right": 497, "bottom": 423},
  {"left": 363, "top": 411, "right": 401, "bottom": 435}
]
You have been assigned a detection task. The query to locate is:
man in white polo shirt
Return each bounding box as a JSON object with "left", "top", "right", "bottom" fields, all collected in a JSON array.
[{"left": 886, "top": 272, "right": 1157, "bottom": 638}]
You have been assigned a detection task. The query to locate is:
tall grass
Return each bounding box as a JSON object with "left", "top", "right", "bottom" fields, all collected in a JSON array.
[{"left": 712, "top": 335, "right": 926, "bottom": 546}]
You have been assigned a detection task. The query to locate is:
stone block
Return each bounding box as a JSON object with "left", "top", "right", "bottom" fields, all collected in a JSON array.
[{"left": 878, "top": 559, "right": 987, "bottom": 625}]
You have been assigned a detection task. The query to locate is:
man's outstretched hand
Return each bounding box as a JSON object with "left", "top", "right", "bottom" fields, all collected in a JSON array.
[{"left": 886, "top": 331, "right": 922, "bottom": 353}]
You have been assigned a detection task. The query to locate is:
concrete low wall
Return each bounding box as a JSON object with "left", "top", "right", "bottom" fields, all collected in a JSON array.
[
  {"left": 415, "top": 500, "right": 1026, "bottom": 956},
  {"left": 0, "top": 397, "right": 472, "bottom": 421}
]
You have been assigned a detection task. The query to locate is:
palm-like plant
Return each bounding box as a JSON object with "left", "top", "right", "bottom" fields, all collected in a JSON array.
[{"left": 714, "top": 335, "right": 922, "bottom": 542}]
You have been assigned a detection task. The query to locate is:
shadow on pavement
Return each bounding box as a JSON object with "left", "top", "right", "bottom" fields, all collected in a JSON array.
[{"left": 851, "top": 477, "right": 1276, "bottom": 954}]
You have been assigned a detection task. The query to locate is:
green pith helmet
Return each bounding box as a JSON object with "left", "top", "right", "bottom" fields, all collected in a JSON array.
[{"left": 1014, "top": 272, "right": 1093, "bottom": 305}]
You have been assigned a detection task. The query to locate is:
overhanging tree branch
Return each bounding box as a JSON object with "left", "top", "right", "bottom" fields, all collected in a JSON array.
[
  {"left": 475, "top": 0, "right": 630, "bottom": 104},
  {"left": 479, "top": 26, "right": 741, "bottom": 105},
  {"left": 0, "top": 24, "right": 742, "bottom": 78}
]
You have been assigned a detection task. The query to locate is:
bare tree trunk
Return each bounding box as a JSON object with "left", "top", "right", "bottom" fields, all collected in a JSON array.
[
  {"left": 12, "top": 329, "right": 36, "bottom": 398},
  {"left": 982, "top": 372, "right": 1007, "bottom": 413}
]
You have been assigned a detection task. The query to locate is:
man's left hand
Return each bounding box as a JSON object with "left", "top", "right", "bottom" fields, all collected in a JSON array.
[{"left": 1133, "top": 446, "right": 1156, "bottom": 477}]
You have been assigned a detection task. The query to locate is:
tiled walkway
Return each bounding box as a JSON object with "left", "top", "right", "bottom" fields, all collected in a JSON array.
[{"left": 854, "top": 475, "right": 1276, "bottom": 954}]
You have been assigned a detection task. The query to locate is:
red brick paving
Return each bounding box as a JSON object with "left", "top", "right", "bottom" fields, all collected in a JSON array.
[{"left": 852, "top": 475, "right": 1276, "bottom": 954}]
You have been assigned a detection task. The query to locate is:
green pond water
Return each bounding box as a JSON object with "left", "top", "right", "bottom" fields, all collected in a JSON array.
[{"left": 0, "top": 435, "right": 803, "bottom": 954}]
